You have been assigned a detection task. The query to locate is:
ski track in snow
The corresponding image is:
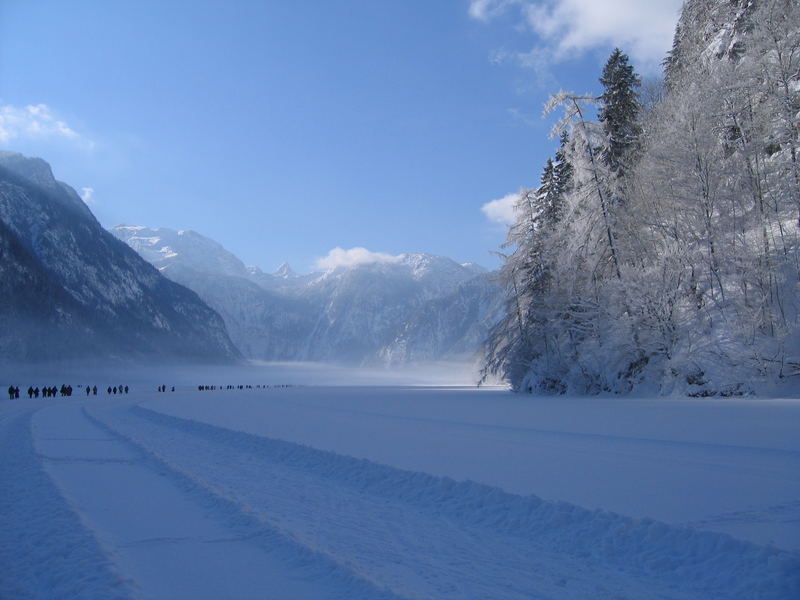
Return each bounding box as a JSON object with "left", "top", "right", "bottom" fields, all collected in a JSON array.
[
  {"left": 0, "top": 405, "right": 135, "bottom": 600},
  {"left": 91, "top": 402, "right": 800, "bottom": 598},
  {"left": 30, "top": 402, "right": 400, "bottom": 600},
  {"left": 2, "top": 396, "right": 799, "bottom": 599},
  {"left": 143, "top": 388, "right": 800, "bottom": 551}
]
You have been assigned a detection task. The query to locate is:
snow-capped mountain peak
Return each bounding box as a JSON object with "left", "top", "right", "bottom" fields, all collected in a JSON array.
[
  {"left": 112, "top": 225, "right": 249, "bottom": 279},
  {"left": 460, "top": 262, "right": 487, "bottom": 275},
  {"left": 274, "top": 262, "right": 297, "bottom": 278}
]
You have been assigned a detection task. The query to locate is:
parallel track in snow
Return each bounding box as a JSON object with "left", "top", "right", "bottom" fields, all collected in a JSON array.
[
  {"left": 84, "top": 401, "right": 800, "bottom": 600},
  {"left": 27, "top": 402, "right": 403, "bottom": 600},
  {"left": 3, "top": 396, "right": 798, "bottom": 599},
  {"left": 0, "top": 406, "right": 135, "bottom": 600}
]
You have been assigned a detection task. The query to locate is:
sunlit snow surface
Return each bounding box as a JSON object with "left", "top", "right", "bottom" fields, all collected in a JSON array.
[{"left": 1, "top": 363, "right": 798, "bottom": 599}]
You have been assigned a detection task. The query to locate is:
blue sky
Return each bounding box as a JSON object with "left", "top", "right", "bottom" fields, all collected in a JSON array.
[{"left": 0, "top": 0, "right": 681, "bottom": 272}]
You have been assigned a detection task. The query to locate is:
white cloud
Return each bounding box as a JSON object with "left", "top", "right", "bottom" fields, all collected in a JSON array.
[
  {"left": 469, "top": 0, "right": 683, "bottom": 71},
  {"left": 0, "top": 103, "right": 92, "bottom": 147},
  {"left": 468, "top": 0, "right": 522, "bottom": 21},
  {"left": 80, "top": 187, "right": 95, "bottom": 205},
  {"left": 315, "top": 247, "right": 403, "bottom": 271},
  {"left": 481, "top": 192, "right": 518, "bottom": 224}
]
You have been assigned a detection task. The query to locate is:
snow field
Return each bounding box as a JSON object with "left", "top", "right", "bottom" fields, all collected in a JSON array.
[
  {"left": 0, "top": 406, "right": 134, "bottom": 599},
  {"left": 1, "top": 385, "right": 799, "bottom": 599},
  {"left": 86, "top": 401, "right": 798, "bottom": 600},
  {"left": 145, "top": 386, "right": 800, "bottom": 550},
  {"left": 34, "top": 402, "right": 402, "bottom": 600}
]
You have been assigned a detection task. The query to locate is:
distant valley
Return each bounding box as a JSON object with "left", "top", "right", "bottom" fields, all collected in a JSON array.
[
  {"left": 112, "top": 225, "right": 503, "bottom": 365},
  {"left": 0, "top": 151, "right": 502, "bottom": 366}
]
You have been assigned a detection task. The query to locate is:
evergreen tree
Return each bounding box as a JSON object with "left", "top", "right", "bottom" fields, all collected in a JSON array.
[
  {"left": 599, "top": 48, "right": 642, "bottom": 177},
  {"left": 536, "top": 158, "right": 559, "bottom": 227},
  {"left": 551, "top": 131, "right": 573, "bottom": 223},
  {"left": 482, "top": 152, "right": 566, "bottom": 391}
]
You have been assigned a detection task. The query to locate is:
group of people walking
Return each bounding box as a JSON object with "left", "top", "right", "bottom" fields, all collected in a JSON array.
[
  {"left": 6, "top": 384, "right": 131, "bottom": 400},
  {"left": 7, "top": 382, "right": 298, "bottom": 400},
  {"left": 37, "top": 385, "right": 73, "bottom": 398},
  {"left": 8, "top": 384, "right": 75, "bottom": 399},
  {"left": 104, "top": 385, "right": 129, "bottom": 395},
  {"left": 196, "top": 384, "right": 296, "bottom": 391}
]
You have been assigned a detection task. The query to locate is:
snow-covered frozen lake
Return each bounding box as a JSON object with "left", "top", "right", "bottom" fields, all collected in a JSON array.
[{"left": 1, "top": 365, "right": 798, "bottom": 599}]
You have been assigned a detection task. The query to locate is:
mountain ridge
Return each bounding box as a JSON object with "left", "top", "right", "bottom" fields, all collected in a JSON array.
[
  {"left": 112, "top": 224, "right": 503, "bottom": 365},
  {"left": 0, "top": 152, "right": 241, "bottom": 363}
]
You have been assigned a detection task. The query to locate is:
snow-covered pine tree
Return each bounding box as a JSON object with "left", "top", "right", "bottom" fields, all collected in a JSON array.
[
  {"left": 551, "top": 131, "right": 573, "bottom": 225},
  {"left": 545, "top": 91, "right": 622, "bottom": 280},
  {"left": 537, "top": 158, "right": 560, "bottom": 227},
  {"left": 599, "top": 48, "right": 642, "bottom": 179},
  {"left": 483, "top": 151, "right": 571, "bottom": 391}
]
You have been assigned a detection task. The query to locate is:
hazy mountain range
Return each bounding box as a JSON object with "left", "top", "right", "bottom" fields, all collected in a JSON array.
[
  {"left": 112, "top": 225, "right": 503, "bottom": 365},
  {"left": 0, "top": 150, "right": 502, "bottom": 366}
]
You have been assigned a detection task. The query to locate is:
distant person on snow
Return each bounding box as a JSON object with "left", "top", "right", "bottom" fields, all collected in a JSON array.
[
  {"left": 93, "top": 386, "right": 97, "bottom": 395},
  {"left": 8, "top": 386, "right": 15, "bottom": 400}
]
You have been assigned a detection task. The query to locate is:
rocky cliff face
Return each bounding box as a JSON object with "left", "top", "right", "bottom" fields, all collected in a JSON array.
[
  {"left": 113, "top": 225, "right": 503, "bottom": 365},
  {"left": 665, "top": 0, "right": 760, "bottom": 82},
  {"left": 0, "top": 152, "right": 240, "bottom": 363}
]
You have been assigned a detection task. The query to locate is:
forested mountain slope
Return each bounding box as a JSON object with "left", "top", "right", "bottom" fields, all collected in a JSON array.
[{"left": 485, "top": 0, "right": 799, "bottom": 395}]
